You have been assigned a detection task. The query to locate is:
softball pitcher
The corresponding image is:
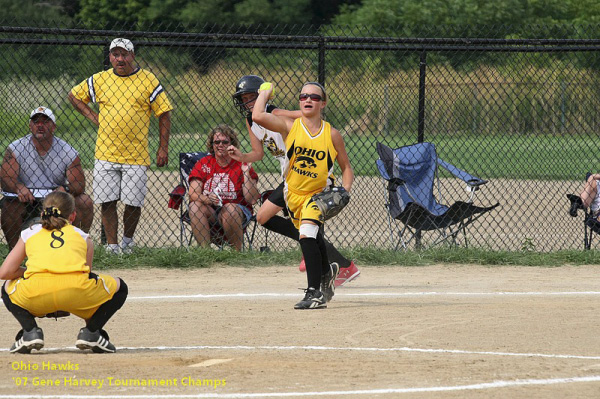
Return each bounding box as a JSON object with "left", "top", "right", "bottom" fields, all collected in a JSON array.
[{"left": 252, "top": 82, "right": 354, "bottom": 309}]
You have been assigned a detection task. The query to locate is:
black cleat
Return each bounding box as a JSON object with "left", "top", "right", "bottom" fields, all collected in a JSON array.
[
  {"left": 294, "top": 288, "right": 327, "bottom": 309},
  {"left": 320, "top": 262, "right": 340, "bottom": 302},
  {"left": 76, "top": 328, "right": 116, "bottom": 353},
  {"left": 10, "top": 328, "right": 44, "bottom": 354}
]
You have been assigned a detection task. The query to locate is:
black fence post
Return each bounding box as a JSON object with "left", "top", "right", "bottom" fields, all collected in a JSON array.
[
  {"left": 318, "top": 35, "right": 325, "bottom": 86},
  {"left": 417, "top": 50, "right": 427, "bottom": 144},
  {"left": 103, "top": 44, "right": 110, "bottom": 70}
]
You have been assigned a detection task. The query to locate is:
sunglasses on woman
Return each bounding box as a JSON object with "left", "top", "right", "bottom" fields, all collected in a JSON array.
[
  {"left": 213, "top": 140, "right": 230, "bottom": 145},
  {"left": 299, "top": 93, "right": 322, "bottom": 102}
]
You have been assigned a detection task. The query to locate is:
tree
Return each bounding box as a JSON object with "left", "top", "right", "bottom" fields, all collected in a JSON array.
[
  {"left": 333, "top": 0, "right": 600, "bottom": 32},
  {"left": 0, "top": 0, "right": 69, "bottom": 23},
  {"left": 77, "top": 0, "right": 149, "bottom": 28},
  {"left": 333, "top": 0, "right": 528, "bottom": 33}
]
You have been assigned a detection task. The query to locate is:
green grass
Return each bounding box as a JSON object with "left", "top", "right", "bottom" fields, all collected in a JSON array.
[
  {"left": 338, "top": 133, "right": 599, "bottom": 179},
  {"left": 0, "top": 244, "right": 598, "bottom": 270},
  {"left": 2, "top": 103, "right": 594, "bottom": 180},
  {"left": 90, "top": 247, "right": 600, "bottom": 269},
  {"left": 0, "top": 131, "right": 585, "bottom": 180}
]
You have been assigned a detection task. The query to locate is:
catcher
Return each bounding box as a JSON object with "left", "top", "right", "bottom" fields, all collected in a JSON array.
[
  {"left": 0, "top": 191, "right": 127, "bottom": 353},
  {"left": 253, "top": 81, "right": 354, "bottom": 309}
]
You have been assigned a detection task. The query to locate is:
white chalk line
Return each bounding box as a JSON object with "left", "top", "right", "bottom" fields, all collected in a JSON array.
[
  {"left": 128, "top": 291, "right": 600, "bottom": 300},
  {"left": 1, "top": 375, "right": 600, "bottom": 398},
  {"left": 2, "top": 343, "right": 600, "bottom": 360}
]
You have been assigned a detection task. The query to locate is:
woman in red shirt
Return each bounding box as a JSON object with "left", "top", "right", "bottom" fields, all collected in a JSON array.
[{"left": 188, "top": 125, "right": 260, "bottom": 250}]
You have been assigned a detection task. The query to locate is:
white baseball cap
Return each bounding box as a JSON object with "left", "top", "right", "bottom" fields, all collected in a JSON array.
[
  {"left": 109, "top": 38, "right": 134, "bottom": 53},
  {"left": 30, "top": 106, "right": 56, "bottom": 123}
]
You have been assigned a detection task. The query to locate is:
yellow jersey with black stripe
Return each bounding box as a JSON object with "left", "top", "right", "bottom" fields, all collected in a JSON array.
[
  {"left": 284, "top": 118, "right": 337, "bottom": 195},
  {"left": 21, "top": 224, "right": 89, "bottom": 278},
  {"left": 70, "top": 68, "right": 173, "bottom": 166}
]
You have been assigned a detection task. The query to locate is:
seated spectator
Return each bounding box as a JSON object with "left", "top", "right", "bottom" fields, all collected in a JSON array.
[
  {"left": 569, "top": 173, "right": 600, "bottom": 219},
  {"left": 1, "top": 107, "right": 93, "bottom": 248},
  {"left": 188, "top": 125, "right": 260, "bottom": 250}
]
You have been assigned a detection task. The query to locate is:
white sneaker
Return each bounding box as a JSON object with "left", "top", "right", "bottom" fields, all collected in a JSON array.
[
  {"left": 121, "top": 240, "right": 135, "bottom": 254},
  {"left": 104, "top": 244, "right": 121, "bottom": 255}
]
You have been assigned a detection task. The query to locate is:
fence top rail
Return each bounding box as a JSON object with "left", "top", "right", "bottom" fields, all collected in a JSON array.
[
  {"left": 2, "top": 37, "right": 600, "bottom": 53},
  {"left": 2, "top": 25, "right": 600, "bottom": 48}
]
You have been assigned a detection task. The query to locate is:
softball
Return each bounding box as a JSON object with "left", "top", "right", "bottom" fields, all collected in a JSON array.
[{"left": 260, "top": 82, "right": 275, "bottom": 98}]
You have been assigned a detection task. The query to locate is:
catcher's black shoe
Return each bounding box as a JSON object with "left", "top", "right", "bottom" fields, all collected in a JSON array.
[
  {"left": 320, "top": 262, "right": 340, "bottom": 303},
  {"left": 10, "top": 327, "right": 44, "bottom": 354},
  {"left": 294, "top": 288, "right": 327, "bottom": 310},
  {"left": 76, "top": 328, "right": 116, "bottom": 353}
]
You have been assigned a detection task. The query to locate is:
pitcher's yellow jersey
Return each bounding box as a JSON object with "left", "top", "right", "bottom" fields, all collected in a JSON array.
[
  {"left": 22, "top": 224, "right": 89, "bottom": 278},
  {"left": 284, "top": 118, "right": 337, "bottom": 195}
]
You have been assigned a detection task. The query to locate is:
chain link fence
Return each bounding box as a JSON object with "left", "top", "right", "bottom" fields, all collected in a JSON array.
[{"left": 0, "top": 23, "right": 599, "bottom": 252}]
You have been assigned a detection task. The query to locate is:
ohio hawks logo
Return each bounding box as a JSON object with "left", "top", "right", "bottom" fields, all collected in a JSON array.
[
  {"left": 297, "top": 156, "right": 317, "bottom": 169},
  {"left": 288, "top": 144, "right": 326, "bottom": 179}
]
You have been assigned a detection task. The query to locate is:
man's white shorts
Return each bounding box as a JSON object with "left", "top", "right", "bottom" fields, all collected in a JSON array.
[{"left": 93, "top": 160, "right": 147, "bottom": 207}]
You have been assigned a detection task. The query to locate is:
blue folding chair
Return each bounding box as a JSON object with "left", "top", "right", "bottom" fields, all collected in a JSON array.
[
  {"left": 168, "top": 152, "right": 209, "bottom": 247},
  {"left": 376, "top": 142, "right": 499, "bottom": 250}
]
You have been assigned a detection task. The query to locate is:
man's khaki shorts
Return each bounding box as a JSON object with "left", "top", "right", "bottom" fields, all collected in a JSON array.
[{"left": 93, "top": 160, "right": 147, "bottom": 207}]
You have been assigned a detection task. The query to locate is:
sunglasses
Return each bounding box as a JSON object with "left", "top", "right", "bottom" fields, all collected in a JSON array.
[
  {"left": 31, "top": 115, "right": 53, "bottom": 123},
  {"left": 299, "top": 93, "right": 322, "bottom": 102},
  {"left": 213, "top": 140, "right": 230, "bottom": 145}
]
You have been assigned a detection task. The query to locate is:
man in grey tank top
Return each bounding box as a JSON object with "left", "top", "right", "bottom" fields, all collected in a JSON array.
[{"left": 0, "top": 107, "right": 93, "bottom": 248}]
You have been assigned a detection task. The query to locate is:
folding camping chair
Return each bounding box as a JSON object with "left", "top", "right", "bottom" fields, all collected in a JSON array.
[
  {"left": 567, "top": 173, "right": 600, "bottom": 250},
  {"left": 168, "top": 152, "right": 255, "bottom": 250},
  {"left": 376, "top": 142, "right": 499, "bottom": 250},
  {"left": 247, "top": 189, "right": 275, "bottom": 252}
]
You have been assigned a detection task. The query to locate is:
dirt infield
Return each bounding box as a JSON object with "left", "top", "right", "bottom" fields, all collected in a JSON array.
[{"left": 1, "top": 264, "right": 600, "bottom": 398}]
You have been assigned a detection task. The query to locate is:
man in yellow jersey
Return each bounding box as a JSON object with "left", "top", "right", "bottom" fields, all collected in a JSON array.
[
  {"left": 253, "top": 82, "right": 354, "bottom": 309},
  {"left": 68, "top": 38, "right": 173, "bottom": 254}
]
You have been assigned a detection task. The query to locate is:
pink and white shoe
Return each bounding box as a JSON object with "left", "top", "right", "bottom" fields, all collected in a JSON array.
[
  {"left": 299, "top": 257, "right": 306, "bottom": 272},
  {"left": 335, "top": 262, "right": 360, "bottom": 287}
]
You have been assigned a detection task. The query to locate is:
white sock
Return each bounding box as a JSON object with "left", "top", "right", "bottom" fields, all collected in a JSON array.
[{"left": 106, "top": 244, "right": 120, "bottom": 252}]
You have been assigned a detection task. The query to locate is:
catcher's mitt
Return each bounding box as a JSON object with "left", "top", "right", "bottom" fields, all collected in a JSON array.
[{"left": 312, "top": 186, "right": 350, "bottom": 221}]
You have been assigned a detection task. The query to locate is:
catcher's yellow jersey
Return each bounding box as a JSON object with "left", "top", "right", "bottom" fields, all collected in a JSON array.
[
  {"left": 284, "top": 118, "right": 337, "bottom": 195},
  {"left": 71, "top": 68, "right": 173, "bottom": 166},
  {"left": 22, "top": 224, "right": 89, "bottom": 278}
]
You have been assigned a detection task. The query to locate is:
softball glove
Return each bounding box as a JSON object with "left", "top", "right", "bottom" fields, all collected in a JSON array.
[{"left": 312, "top": 186, "right": 350, "bottom": 221}]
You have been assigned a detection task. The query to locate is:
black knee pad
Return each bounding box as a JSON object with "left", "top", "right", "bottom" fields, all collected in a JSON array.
[
  {"left": 86, "top": 279, "right": 128, "bottom": 332},
  {"left": 1, "top": 284, "right": 10, "bottom": 309},
  {"left": 113, "top": 279, "right": 128, "bottom": 306},
  {"left": 2, "top": 283, "right": 37, "bottom": 331}
]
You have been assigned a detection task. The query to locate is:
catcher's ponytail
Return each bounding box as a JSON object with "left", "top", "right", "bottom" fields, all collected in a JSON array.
[{"left": 41, "top": 191, "right": 75, "bottom": 230}]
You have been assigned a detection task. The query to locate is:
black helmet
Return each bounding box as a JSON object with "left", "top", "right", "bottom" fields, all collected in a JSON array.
[{"left": 232, "top": 75, "right": 265, "bottom": 116}]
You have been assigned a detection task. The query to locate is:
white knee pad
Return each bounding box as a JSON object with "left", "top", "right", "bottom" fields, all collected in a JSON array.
[{"left": 299, "top": 223, "right": 319, "bottom": 239}]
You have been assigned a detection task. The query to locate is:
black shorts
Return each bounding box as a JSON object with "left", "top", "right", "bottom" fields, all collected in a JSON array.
[
  {"left": 266, "top": 178, "right": 333, "bottom": 210},
  {"left": 266, "top": 182, "right": 286, "bottom": 208}
]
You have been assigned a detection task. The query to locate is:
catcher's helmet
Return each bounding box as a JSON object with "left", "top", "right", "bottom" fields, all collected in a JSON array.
[{"left": 232, "top": 75, "right": 265, "bottom": 116}]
